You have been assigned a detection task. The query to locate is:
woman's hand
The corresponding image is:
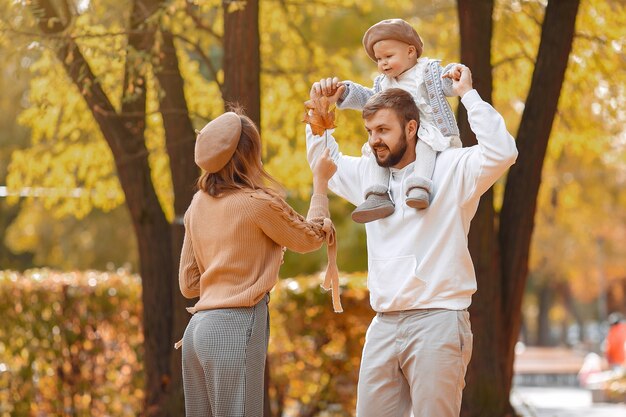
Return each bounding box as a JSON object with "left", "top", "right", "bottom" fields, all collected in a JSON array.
[{"left": 312, "top": 148, "right": 337, "bottom": 194}]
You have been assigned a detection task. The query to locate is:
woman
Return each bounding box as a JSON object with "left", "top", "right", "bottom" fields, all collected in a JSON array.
[{"left": 177, "top": 110, "right": 338, "bottom": 416}]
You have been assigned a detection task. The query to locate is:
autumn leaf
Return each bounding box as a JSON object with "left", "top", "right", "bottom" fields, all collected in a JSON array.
[{"left": 302, "top": 96, "right": 336, "bottom": 136}]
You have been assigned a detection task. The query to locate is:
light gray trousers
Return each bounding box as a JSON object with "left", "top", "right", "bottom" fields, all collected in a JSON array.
[
  {"left": 356, "top": 309, "right": 473, "bottom": 417},
  {"left": 182, "top": 294, "right": 269, "bottom": 417}
]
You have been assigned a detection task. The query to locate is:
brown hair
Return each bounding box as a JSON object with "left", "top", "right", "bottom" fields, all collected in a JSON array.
[
  {"left": 362, "top": 88, "right": 420, "bottom": 128},
  {"left": 196, "top": 108, "right": 282, "bottom": 197}
]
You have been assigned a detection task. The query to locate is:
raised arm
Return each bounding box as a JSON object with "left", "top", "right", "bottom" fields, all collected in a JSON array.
[
  {"left": 312, "top": 76, "right": 382, "bottom": 111},
  {"left": 449, "top": 66, "right": 518, "bottom": 205},
  {"left": 243, "top": 157, "right": 343, "bottom": 312},
  {"left": 337, "top": 81, "right": 375, "bottom": 110},
  {"left": 245, "top": 148, "right": 335, "bottom": 253}
]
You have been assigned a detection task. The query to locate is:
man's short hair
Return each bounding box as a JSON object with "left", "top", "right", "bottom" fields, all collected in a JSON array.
[{"left": 362, "top": 88, "right": 420, "bottom": 127}]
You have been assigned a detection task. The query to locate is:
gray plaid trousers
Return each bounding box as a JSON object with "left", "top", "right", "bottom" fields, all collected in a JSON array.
[{"left": 182, "top": 294, "right": 270, "bottom": 416}]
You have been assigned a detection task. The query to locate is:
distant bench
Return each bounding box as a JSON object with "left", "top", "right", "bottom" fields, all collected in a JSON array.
[{"left": 514, "top": 346, "right": 586, "bottom": 387}]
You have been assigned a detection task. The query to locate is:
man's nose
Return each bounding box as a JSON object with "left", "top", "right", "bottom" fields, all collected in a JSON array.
[{"left": 369, "top": 134, "right": 382, "bottom": 146}]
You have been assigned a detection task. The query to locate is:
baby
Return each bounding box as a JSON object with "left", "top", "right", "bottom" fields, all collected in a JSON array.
[{"left": 322, "top": 18, "right": 462, "bottom": 223}]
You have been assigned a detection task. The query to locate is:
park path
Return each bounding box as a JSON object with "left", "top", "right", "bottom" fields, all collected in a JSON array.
[
  {"left": 512, "top": 346, "right": 625, "bottom": 416},
  {"left": 511, "top": 386, "right": 626, "bottom": 417}
]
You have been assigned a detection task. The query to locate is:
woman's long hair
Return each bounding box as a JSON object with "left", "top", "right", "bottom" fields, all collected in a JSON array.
[{"left": 196, "top": 108, "right": 282, "bottom": 197}]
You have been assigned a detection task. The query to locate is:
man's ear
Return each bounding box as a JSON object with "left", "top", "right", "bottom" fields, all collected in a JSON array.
[{"left": 406, "top": 119, "right": 418, "bottom": 139}]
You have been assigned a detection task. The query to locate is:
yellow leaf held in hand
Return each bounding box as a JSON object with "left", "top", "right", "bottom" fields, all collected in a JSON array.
[{"left": 302, "top": 96, "right": 336, "bottom": 136}]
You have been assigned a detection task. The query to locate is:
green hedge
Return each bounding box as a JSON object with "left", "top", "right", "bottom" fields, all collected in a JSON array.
[{"left": 0, "top": 270, "right": 373, "bottom": 416}]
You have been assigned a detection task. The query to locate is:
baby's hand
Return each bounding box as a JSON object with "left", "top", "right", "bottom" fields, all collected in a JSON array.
[
  {"left": 442, "top": 64, "right": 463, "bottom": 82},
  {"left": 450, "top": 65, "right": 473, "bottom": 97}
]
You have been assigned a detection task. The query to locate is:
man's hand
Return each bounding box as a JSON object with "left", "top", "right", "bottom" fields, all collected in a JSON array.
[
  {"left": 310, "top": 77, "right": 346, "bottom": 105},
  {"left": 442, "top": 64, "right": 473, "bottom": 98}
]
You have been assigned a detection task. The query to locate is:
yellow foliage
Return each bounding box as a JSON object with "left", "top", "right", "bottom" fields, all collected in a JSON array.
[
  {"left": 4, "top": 0, "right": 464, "bottom": 210},
  {"left": 0, "top": 269, "right": 374, "bottom": 415},
  {"left": 2, "top": 0, "right": 625, "bottom": 308}
]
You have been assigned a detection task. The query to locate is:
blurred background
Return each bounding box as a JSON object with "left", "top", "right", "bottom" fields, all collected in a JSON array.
[{"left": 0, "top": 0, "right": 625, "bottom": 416}]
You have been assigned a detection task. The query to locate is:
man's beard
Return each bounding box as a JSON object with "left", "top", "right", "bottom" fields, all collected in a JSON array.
[{"left": 373, "top": 130, "right": 408, "bottom": 168}]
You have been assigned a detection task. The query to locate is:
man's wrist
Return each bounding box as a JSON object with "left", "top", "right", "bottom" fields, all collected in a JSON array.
[
  {"left": 460, "top": 89, "right": 481, "bottom": 108},
  {"left": 459, "top": 87, "right": 473, "bottom": 98}
]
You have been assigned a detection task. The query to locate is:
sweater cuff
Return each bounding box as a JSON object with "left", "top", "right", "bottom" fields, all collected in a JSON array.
[
  {"left": 307, "top": 194, "right": 330, "bottom": 220},
  {"left": 339, "top": 83, "right": 350, "bottom": 100},
  {"left": 460, "top": 89, "right": 481, "bottom": 109}
]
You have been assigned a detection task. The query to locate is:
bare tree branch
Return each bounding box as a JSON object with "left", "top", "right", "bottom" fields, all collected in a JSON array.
[
  {"left": 0, "top": 26, "right": 153, "bottom": 41},
  {"left": 32, "top": 0, "right": 71, "bottom": 33},
  {"left": 173, "top": 33, "right": 224, "bottom": 93},
  {"left": 278, "top": 0, "right": 314, "bottom": 58},
  {"left": 492, "top": 52, "right": 534, "bottom": 68},
  {"left": 184, "top": 1, "right": 222, "bottom": 41},
  {"left": 520, "top": 1, "right": 544, "bottom": 28},
  {"left": 574, "top": 32, "right": 609, "bottom": 45}
]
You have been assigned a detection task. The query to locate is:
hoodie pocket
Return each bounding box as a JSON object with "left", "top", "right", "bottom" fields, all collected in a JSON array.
[{"left": 369, "top": 255, "right": 425, "bottom": 304}]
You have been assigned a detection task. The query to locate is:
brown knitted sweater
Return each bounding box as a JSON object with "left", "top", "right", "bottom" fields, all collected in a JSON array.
[{"left": 179, "top": 188, "right": 338, "bottom": 311}]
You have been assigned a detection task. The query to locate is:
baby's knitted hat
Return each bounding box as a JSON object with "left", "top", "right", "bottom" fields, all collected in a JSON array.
[
  {"left": 362, "top": 19, "right": 423, "bottom": 62},
  {"left": 194, "top": 112, "right": 242, "bottom": 173}
]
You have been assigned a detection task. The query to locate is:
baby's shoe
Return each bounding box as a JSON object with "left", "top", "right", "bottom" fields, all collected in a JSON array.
[
  {"left": 406, "top": 187, "right": 430, "bottom": 209},
  {"left": 405, "top": 177, "right": 432, "bottom": 210},
  {"left": 351, "top": 186, "right": 394, "bottom": 224}
]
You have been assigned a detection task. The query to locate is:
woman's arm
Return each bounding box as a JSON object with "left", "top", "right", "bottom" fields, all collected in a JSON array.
[
  {"left": 246, "top": 149, "right": 336, "bottom": 253},
  {"left": 178, "top": 211, "right": 201, "bottom": 299}
]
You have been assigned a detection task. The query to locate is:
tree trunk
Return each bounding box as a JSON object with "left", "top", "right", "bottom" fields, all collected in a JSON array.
[
  {"left": 31, "top": 1, "right": 197, "bottom": 415},
  {"left": 499, "top": 0, "right": 580, "bottom": 397},
  {"left": 31, "top": 0, "right": 266, "bottom": 415},
  {"left": 458, "top": 0, "right": 580, "bottom": 414},
  {"left": 536, "top": 281, "right": 554, "bottom": 346},
  {"left": 153, "top": 27, "right": 200, "bottom": 415},
  {"left": 222, "top": 2, "right": 270, "bottom": 415},
  {"left": 457, "top": 1, "right": 510, "bottom": 416},
  {"left": 558, "top": 281, "right": 585, "bottom": 344},
  {"left": 607, "top": 277, "right": 626, "bottom": 316},
  {"left": 222, "top": 0, "right": 261, "bottom": 128}
]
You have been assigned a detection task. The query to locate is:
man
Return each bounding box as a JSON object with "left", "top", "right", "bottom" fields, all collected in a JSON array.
[{"left": 305, "top": 66, "right": 518, "bottom": 417}]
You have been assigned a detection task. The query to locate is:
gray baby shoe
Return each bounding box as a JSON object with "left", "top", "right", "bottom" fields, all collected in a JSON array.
[
  {"left": 406, "top": 187, "right": 430, "bottom": 209},
  {"left": 405, "top": 177, "right": 432, "bottom": 209},
  {"left": 351, "top": 186, "right": 395, "bottom": 223}
]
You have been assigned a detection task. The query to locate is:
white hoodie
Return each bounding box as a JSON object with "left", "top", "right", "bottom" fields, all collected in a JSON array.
[{"left": 306, "top": 89, "right": 518, "bottom": 312}]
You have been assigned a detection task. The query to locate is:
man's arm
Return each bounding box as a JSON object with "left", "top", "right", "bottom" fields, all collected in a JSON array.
[{"left": 448, "top": 66, "right": 518, "bottom": 205}]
